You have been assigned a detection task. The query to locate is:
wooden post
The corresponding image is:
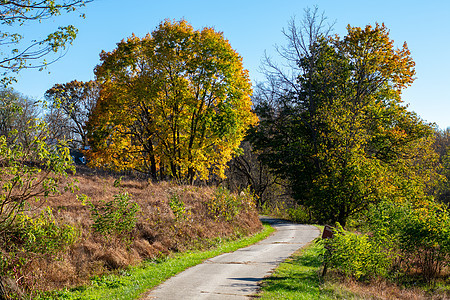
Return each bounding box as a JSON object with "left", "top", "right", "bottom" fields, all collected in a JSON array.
[{"left": 322, "top": 225, "right": 334, "bottom": 277}]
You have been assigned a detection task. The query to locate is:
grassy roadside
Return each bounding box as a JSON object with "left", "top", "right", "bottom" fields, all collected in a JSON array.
[
  {"left": 257, "top": 230, "right": 361, "bottom": 300},
  {"left": 258, "top": 227, "right": 450, "bottom": 300},
  {"left": 37, "top": 223, "right": 275, "bottom": 300},
  {"left": 4, "top": 173, "right": 264, "bottom": 297}
]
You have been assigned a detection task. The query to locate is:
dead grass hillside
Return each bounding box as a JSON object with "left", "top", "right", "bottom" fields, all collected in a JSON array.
[{"left": 13, "top": 167, "right": 263, "bottom": 293}]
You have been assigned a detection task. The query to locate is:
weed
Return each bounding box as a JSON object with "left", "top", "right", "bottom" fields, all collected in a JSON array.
[
  {"left": 89, "top": 192, "right": 140, "bottom": 240},
  {"left": 0, "top": 209, "right": 79, "bottom": 299},
  {"left": 168, "top": 192, "right": 186, "bottom": 221},
  {"left": 1, "top": 175, "right": 262, "bottom": 297},
  {"left": 113, "top": 176, "right": 123, "bottom": 188}
]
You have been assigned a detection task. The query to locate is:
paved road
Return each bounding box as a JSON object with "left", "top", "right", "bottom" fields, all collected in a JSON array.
[{"left": 142, "top": 217, "right": 321, "bottom": 300}]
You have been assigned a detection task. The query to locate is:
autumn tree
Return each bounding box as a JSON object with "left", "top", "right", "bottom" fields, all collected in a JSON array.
[
  {"left": 45, "top": 80, "right": 99, "bottom": 147},
  {"left": 249, "top": 9, "right": 440, "bottom": 226},
  {"left": 0, "top": 0, "right": 92, "bottom": 84},
  {"left": 87, "top": 19, "right": 257, "bottom": 182}
]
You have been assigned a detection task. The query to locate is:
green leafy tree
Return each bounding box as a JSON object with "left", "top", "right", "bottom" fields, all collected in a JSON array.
[
  {"left": 0, "top": 0, "right": 92, "bottom": 84},
  {"left": 88, "top": 19, "right": 257, "bottom": 182},
  {"left": 250, "top": 9, "right": 440, "bottom": 226}
]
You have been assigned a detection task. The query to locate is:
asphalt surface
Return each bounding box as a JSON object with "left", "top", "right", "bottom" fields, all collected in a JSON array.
[{"left": 142, "top": 217, "right": 321, "bottom": 300}]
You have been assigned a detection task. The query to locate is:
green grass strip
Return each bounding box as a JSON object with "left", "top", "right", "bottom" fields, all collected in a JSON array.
[
  {"left": 258, "top": 233, "right": 361, "bottom": 300},
  {"left": 41, "top": 224, "right": 275, "bottom": 300}
]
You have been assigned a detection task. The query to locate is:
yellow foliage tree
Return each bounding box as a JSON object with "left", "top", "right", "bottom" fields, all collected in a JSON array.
[{"left": 87, "top": 19, "right": 257, "bottom": 182}]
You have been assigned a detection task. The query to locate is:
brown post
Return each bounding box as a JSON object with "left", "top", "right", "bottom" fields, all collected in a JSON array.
[
  {"left": 322, "top": 225, "right": 334, "bottom": 277},
  {"left": 322, "top": 225, "right": 334, "bottom": 240}
]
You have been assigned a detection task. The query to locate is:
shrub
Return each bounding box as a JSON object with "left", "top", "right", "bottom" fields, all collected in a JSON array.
[
  {"left": 0, "top": 209, "right": 79, "bottom": 298},
  {"left": 12, "top": 208, "right": 78, "bottom": 255},
  {"left": 0, "top": 129, "right": 75, "bottom": 234},
  {"left": 286, "top": 206, "right": 310, "bottom": 223},
  {"left": 366, "top": 199, "right": 450, "bottom": 282},
  {"left": 89, "top": 192, "right": 140, "bottom": 239},
  {"left": 238, "top": 186, "right": 258, "bottom": 213},
  {"left": 324, "top": 223, "right": 392, "bottom": 280},
  {"left": 207, "top": 187, "right": 248, "bottom": 221},
  {"left": 399, "top": 200, "right": 450, "bottom": 281}
]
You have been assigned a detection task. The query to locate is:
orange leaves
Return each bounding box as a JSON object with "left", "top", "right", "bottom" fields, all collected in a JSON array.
[{"left": 339, "top": 23, "right": 415, "bottom": 96}]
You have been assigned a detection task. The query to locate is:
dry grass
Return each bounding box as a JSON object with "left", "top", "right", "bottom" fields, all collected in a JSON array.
[
  {"left": 10, "top": 167, "right": 262, "bottom": 293},
  {"left": 323, "top": 267, "right": 450, "bottom": 299},
  {"left": 332, "top": 276, "right": 449, "bottom": 299}
]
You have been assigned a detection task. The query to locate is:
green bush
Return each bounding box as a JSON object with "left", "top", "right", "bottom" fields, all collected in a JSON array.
[
  {"left": 324, "top": 224, "right": 392, "bottom": 280},
  {"left": 366, "top": 199, "right": 450, "bottom": 282},
  {"left": 396, "top": 200, "right": 450, "bottom": 281},
  {"left": 402, "top": 201, "right": 450, "bottom": 281},
  {"left": 327, "top": 199, "right": 450, "bottom": 283},
  {"left": 206, "top": 187, "right": 248, "bottom": 221},
  {"left": 13, "top": 208, "right": 78, "bottom": 255},
  {"left": 89, "top": 192, "right": 140, "bottom": 239}
]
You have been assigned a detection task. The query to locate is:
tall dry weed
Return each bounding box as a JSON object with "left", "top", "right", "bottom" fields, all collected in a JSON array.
[{"left": 2, "top": 169, "right": 262, "bottom": 295}]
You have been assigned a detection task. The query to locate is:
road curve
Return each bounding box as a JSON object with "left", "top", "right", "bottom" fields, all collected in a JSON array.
[{"left": 141, "top": 217, "right": 320, "bottom": 300}]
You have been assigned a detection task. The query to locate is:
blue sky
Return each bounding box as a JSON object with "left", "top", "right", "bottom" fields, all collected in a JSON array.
[{"left": 11, "top": 0, "right": 450, "bottom": 129}]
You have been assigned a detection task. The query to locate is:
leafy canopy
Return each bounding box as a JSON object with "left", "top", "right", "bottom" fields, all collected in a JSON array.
[
  {"left": 250, "top": 14, "right": 439, "bottom": 226},
  {"left": 88, "top": 19, "right": 257, "bottom": 182}
]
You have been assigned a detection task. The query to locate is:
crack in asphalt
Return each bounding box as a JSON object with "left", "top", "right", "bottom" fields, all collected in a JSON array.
[
  {"left": 205, "top": 261, "right": 276, "bottom": 266},
  {"left": 198, "top": 291, "right": 261, "bottom": 299},
  {"left": 258, "top": 241, "right": 306, "bottom": 245},
  {"left": 200, "top": 291, "right": 252, "bottom": 296}
]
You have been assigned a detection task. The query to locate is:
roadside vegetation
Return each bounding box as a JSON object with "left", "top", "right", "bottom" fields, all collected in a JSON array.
[
  {"left": 0, "top": 166, "right": 263, "bottom": 298},
  {"left": 258, "top": 239, "right": 359, "bottom": 300},
  {"left": 250, "top": 7, "right": 449, "bottom": 299},
  {"left": 0, "top": 6, "right": 263, "bottom": 298},
  {"left": 36, "top": 224, "right": 274, "bottom": 299},
  {"left": 259, "top": 239, "right": 450, "bottom": 300}
]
